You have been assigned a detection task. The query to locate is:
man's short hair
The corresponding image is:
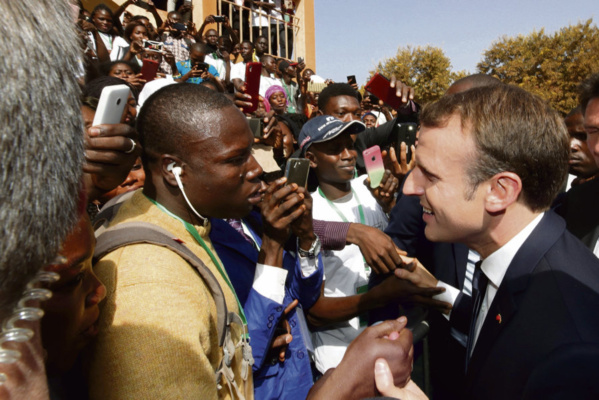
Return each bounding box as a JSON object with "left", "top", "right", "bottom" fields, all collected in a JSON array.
[
  {"left": 91, "top": 3, "right": 114, "bottom": 18},
  {"left": 450, "top": 74, "right": 502, "bottom": 91},
  {"left": 0, "top": 0, "right": 84, "bottom": 317},
  {"left": 318, "top": 83, "right": 360, "bottom": 111},
  {"left": 578, "top": 73, "right": 599, "bottom": 115},
  {"left": 137, "top": 83, "right": 234, "bottom": 167},
  {"left": 421, "top": 84, "right": 568, "bottom": 211},
  {"left": 241, "top": 40, "right": 254, "bottom": 48},
  {"left": 190, "top": 42, "right": 210, "bottom": 54},
  {"left": 260, "top": 54, "right": 274, "bottom": 62}
]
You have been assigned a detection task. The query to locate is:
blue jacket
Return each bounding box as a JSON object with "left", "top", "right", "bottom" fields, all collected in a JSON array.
[{"left": 210, "top": 211, "right": 323, "bottom": 400}]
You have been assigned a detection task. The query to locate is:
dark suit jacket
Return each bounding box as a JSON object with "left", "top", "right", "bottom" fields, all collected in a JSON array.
[
  {"left": 464, "top": 211, "right": 599, "bottom": 399},
  {"left": 373, "top": 182, "right": 470, "bottom": 400},
  {"left": 555, "top": 177, "right": 599, "bottom": 251}
]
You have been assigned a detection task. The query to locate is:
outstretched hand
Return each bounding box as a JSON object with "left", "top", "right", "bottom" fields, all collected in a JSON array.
[
  {"left": 382, "top": 144, "right": 416, "bottom": 184},
  {"left": 346, "top": 223, "right": 406, "bottom": 275},
  {"left": 389, "top": 75, "right": 415, "bottom": 105}
]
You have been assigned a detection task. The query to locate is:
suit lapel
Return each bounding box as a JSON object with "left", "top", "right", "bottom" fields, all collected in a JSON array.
[{"left": 464, "top": 213, "right": 565, "bottom": 391}]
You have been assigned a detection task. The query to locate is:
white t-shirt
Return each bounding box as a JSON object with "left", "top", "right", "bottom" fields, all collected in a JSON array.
[
  {"left": 205, "top": 53, "right": 227, "bottom": 79},
  {"left": 310, "top": 174, "right": 388, "bottom": 373},
  {"left": 231, "top": 61, "right": 246, "bottom": 82},
  {"left": 259, "top": 75, "right": 279, "bottom": 97},
  {"left": 110, "top": 36, "right": 130, "bottom": 61}
]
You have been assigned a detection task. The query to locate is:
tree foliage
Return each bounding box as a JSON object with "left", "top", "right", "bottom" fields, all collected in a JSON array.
[
  {"left": 370, "top": 45, "right": 467, "bottom": 105},
  {"left": 478, "top": 19, "right": 599, "bottom": 115}
]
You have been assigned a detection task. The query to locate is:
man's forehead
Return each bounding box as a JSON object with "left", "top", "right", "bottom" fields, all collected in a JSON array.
[{"left": 326, "top": 95, "right": 359, "bottom": 110}]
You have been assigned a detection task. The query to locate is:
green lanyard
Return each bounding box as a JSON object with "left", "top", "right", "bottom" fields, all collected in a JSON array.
[
  {"left": 281, "top": 80, "right": 297, "bottom": 113},
  {"left": 146, "top": 196, "right": 249, "bottom": 332},
  {"left": 317, "top": 187, "right": 365, "bottom": 225}
]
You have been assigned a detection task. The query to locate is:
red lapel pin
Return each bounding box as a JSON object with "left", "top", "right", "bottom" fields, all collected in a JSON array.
[{"left": 496, "top": 314, "right": 502, "bottom": 324}]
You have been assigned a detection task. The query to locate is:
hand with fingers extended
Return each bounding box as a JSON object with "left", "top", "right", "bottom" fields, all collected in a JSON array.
[
  {"left": 365, "top": 169, "right": 399, "bottom": 213},
  {"left": 366, "top": 272, "right": 451, "bottom": 313},
  {"left": 395, "top": 255, "right": 441, "bottom": 289},
  {"left": 267, "top": 299, "right": 299, "bottom": 363},
  {"left": 389, "top": 75, "right": 415, "bottom": 106},
  {"left": 255, "top": 111, "right": 282, "bottom": 149},
  {"left": 124, "top": 73, "right": 146, "bottom": 90},
  {"left": 382, "top": 144, "right": 416, "bottom": 184},
  {"left": 307, "top": 317, "right": 413, "bottom": 400},
  {"left": 290, "top": 186, "right": 317, "bottom": 250},
  {"left": 260, "top": 177, "right": 306, "bottom": 245},
  {"left": 83, "top": 123, "right": 139, "bottom": 202},
  {"left": 346, "top": 223, "right": 406, "bottom": 275}
]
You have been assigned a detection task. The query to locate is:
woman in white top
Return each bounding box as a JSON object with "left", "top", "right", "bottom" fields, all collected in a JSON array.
[{"left": 111, "top": 22, "right": 148, "bottom": 65}]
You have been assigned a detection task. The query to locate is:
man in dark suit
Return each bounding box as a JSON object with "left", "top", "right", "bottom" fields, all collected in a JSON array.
[
  {"left": 379, "top": 84, "right": 599, "bottom": 399},
  {"left": 556, "top": 73, "right": 599, "bottom": 256}
]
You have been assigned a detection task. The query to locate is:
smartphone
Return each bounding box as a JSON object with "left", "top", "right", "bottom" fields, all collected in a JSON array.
[
  {"left": 392, "top": 122, "right": 418, "bottom": 163},
  {"left": 365, "top": 73, "right": 403, "bottom": 110},
  {"left": 172, "top": 22, "right": 187, "bottom": 31},
  {"left": 213, "top": 15, "right": 226, "bottom": 23},
  {"left": 136, "top": 0, "right": 151, "bottom": 10},
  {"left": 140, "top": 59, "right": 160, "bottom": 82},
  {"left": 143, "top": 40, "right": 164, "bottom": 52},
  {"left": 363, "top": 145, "right": 385, "bottom": 188},
  {"left": 242, "top": 62, "right": 262, "bottom": 114},
  {"left": 298, "top": 57, "right": 304, "bottom": 64},
  {"left": 248, "top": 117, "right": 265, "bottom": 138},
  {"left": 347, "top": 75, "right": 357, "bottom": 85},
  {"left": 193, "top": 62, "right": 209, "bottom": 73},
  {"left": 284, "top": 158, "right": 310, "bottom": 188},
  {"left": 92, "top": 84, "right": 131, "bottom": 126}
]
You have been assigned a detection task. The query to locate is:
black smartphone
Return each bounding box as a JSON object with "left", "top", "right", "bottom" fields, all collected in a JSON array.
[
  {"left": 193, "top": 62, "right": 209, "bottom": 73},
  {"left": 284, "top": 158, "right": 310, "bottom": 188},
  {"left": 213, "top": 15, "right": 226, "bottom": 23},
  {"left": 248, "top": 118, "right": 265, "bottom": 138},
  {"left": 347, "top": 75, "right": 357, "bottom": 85},
  {"left": 392, "top": 122, "right": 418, "bottom": 163}
]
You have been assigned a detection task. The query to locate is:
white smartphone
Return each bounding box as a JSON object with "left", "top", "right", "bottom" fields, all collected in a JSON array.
[{"left": 92, "top": 84, "right": 131, "bottom": 126}]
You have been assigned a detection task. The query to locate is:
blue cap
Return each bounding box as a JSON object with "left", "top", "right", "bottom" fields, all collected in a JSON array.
[{"left": 298, "top": 115, "right": 365, "bottom": 154}]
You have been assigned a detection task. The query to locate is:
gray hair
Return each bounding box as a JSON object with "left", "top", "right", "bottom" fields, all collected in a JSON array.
[{"left": 0, "top": 0, "right": 84, "bottom": 318}]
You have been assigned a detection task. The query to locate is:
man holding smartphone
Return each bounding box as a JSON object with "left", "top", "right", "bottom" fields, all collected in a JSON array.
[{"left": 174, "top": 43, "right": 220, "bottom": 84}]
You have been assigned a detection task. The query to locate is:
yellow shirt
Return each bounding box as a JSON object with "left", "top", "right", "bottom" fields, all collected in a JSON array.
[{"left": 88, "top": 191, "right": 253, "bottom": 400}]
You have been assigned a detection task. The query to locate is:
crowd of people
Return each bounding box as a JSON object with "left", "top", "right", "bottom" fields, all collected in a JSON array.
[{"left": 2, "top": 1, "right": 599, "bottom": 400}]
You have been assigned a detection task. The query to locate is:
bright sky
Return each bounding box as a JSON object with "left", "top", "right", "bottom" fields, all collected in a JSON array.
[{"left": 314, "top": 0, "right": 597, "bottom": 86}]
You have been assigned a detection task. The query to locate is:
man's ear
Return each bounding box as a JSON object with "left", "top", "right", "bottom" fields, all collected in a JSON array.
[
  {"left": 160, "top": 154, "right": 184, "bottom": 188},
  {"left": 305, "top": 151, "right": 318, "bottom": 169},
  {"left": 484, "top": 172, "right": 522, "bottom": 213}
]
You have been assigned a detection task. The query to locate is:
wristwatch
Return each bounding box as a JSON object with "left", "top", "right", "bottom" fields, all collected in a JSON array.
[{"left": 297, "top": 234, "right": 321, "bottom": 258}]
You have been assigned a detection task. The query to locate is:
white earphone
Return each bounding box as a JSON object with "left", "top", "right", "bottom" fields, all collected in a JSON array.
[{"left": 167, "top": 162, "right": 208, "bottom": 226}]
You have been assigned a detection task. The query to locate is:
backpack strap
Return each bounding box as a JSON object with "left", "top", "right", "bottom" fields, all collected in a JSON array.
[
  {"left": 94, "top": 221, "right": 229, "bottom": 347},
  {"left": 92, "top": 191, "right": 136, "bottom": 235}
]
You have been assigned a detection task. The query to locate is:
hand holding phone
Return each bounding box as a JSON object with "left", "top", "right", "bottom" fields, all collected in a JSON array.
[
  {"left": 284, "top": 158, "right": 310, "bottom": 188},
  {"left": 92, "top": 84, "right": 131, "bottom": 126},
  {"left": 363, "top": 145, "right": 385, "bottom": 188},
  {"left": 242, "top": 62, "right": 262, "bottom": 114},
  {"left": 365, "top": 73, "right": 414, "bottom": 110}
]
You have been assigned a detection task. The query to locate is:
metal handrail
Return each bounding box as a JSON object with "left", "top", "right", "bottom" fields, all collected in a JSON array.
[{"left": 217, "top": 0, "right": 299, "bottom": 59}]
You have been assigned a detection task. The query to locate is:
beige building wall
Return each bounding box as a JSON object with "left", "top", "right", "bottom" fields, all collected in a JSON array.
[{"left": 82, "top": 0, "right": 315, "bottom": 69}]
